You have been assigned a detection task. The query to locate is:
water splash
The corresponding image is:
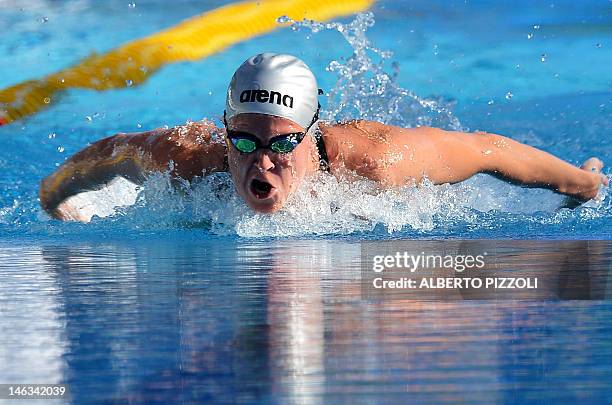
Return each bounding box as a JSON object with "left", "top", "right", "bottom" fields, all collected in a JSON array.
[
  {"left": 7, "top": 13, "right": 607, "bottom": 239},
  {"left": 281, "top": 13, "right": 463, "bottom": 130},
  {"left": 74, "top": 165, "right": 607, "bottom": 238},
  {"left": 101, "top": 171, "right": 478, "bottom": 236}
]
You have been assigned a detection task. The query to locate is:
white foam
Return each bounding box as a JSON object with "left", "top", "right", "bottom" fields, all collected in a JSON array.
[
  {"left": 104, "top": 171, "right": 494, "bottom": 237},
  {"left": 63, "top": 176, "right": 141, "bottom": 222}
]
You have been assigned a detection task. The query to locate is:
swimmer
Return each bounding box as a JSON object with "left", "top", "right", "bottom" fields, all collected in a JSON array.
[{"left": 39, "top": 53, "right": 609, "bottom": 222}]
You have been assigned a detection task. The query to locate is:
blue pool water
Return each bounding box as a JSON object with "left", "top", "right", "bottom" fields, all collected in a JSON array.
[
  {"left": 1, "top": 0, "right": 611, "bottom": 403},
  {"left": 0, "top": 0, "right": 610, "bottom": 240}
]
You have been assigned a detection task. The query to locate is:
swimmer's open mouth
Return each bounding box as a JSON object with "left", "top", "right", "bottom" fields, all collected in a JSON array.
[{"left": 250, "top": 179, "right": 274, "bottom": 199}]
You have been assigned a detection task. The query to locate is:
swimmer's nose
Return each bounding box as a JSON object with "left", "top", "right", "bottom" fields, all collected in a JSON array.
[{"left": 254, "top": 151, "right": 275, "bottom": 173}]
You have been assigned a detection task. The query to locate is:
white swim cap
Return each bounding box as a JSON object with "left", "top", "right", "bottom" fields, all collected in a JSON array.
[{"left": 225, "top": 53, "right": 319, "bottom": 129}]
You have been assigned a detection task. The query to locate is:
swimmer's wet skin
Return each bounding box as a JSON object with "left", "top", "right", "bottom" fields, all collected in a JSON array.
[{"left": 39, "top": 53, "right": 609, "bottom": 222}]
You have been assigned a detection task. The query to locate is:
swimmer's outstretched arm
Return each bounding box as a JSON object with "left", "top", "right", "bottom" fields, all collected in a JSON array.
[
  {"left": 402, "top": 127, "right": 607, "bottom": 201},
  {"left": 327, "top": 121, "right": 608, "bottom": 202},
  {"left": 40, "top": 121, "right": 227, "bottom": 220}
]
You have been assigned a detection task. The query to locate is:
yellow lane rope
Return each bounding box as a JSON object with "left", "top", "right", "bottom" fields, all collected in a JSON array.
[{"left": 0, "top": 0, "right": 374, "bottom": 126}]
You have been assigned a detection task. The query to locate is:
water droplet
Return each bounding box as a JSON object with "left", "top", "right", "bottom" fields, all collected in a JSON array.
[
  {"left": 276, "top": 15, "right": 290, "bottom": 23},
  {"left": 39, "top": 16, "right": 49, "bottom": 23},
  {"left": 533, "top": 24, "right": 540, "bottom": 30},
  {"left": 515, "top": 64, "right": 521, "bottom": 69},
  {"left": 48, "top": 133, "right": 56, "bottom": 139},
  {"left": 163, "top": 125, "right": 169, "bottom": 129},
  {"left": 505, "top": 91, "right": 513, "bottom": 100},
  {"left": 126, "top": 79, "right": 133, "bottom": 87},
  {"left": 540, "top": 53, "right": 547, "bottom": 62},
  {"left": 57, "top": 146, "right": 65, "bottom": 153},
  {"left": 60, "top": 78, "right": 65, "bottom": 83},
  {"left": 139, "top": 66, "right": 148, "bottom": 73},
  {"left": 137, "top": 123, "right": 142, "bottom": 128},
  {"left": 208, "top": 90, "right": 213, "bottom": 96},
  {"left": 43, "top": 97, "right": 51, "bottom": 104},
  {"left": 487, "top": 100, "right": 494, "bottom": 105},
  {"left": 128, "top": 2, "right": 136, "bottom": 8},
  {"left": 527, "top": 33, "right": 533, "bottom": 39},
  {"left": 86, "top": 116, "right": 92, "bottom": 122},
  {"left": 482, "top": 149, "right": 492, "bottom": 156},
  {"left": 596, "top": 43, "right": 602, "bottom": 48}
]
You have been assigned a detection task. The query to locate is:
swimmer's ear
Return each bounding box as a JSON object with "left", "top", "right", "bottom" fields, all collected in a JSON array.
[{"left": 318, "top": 88, "right": 324, "bottom": 95}]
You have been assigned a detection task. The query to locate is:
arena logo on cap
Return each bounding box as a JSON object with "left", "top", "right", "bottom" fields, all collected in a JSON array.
[{"left": 239, "top": 89, "right": 294, "bottom": 108}]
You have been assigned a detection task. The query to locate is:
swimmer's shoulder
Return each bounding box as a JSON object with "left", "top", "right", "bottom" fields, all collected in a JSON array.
[
  {"left": 162, "top": 120, "right": 227, "bottom": 177},
  {"left": 121, "top": 119, "right": 227, "bottom": 178},
  {"left": 113, "top": 119, "right": 222, "bottom": 149},
  {"left": 319, "top": 119, "right": 410, "bottom": 163},
  {"left": 319, "top": 120, "right": 443, "bottom": 174},
  {"left": 320, "top": 120, "right": 441, "bottom": 151},
  {"left": 164, "top": 119, "right": 225, "bottom": 147}
]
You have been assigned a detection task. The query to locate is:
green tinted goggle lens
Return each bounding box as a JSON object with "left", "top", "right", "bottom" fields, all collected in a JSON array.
[
  {"left": 233, "top": 138, "right": 257, "bottom": 153},
  {"left": 270, "top": 139, "right": 296, "bottom": 153},
  {"left": 230, "top": 134, "right": 300, "bottom": 154}
]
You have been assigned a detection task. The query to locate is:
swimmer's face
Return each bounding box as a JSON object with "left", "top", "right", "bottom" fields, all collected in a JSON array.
[{"left": 225, "top": 113, "right": 316, "bottom": 213}]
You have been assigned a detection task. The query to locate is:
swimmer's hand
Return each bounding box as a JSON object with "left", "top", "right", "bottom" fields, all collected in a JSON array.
[
  {"left": 580, "top": 157, "right": 609, "bottom": 189},
  {"left": 560, "top": 157, "right": 609, "bottom": 208},
  {"left": 40, "top": 133, "right": 146, "bottom": 220}
]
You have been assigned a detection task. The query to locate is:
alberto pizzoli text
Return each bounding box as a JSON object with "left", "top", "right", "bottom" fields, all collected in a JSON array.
[
  {"left": 372, "top": 277, "right": 538, "bottom": 290},
  {"left": 370, "top": 252, "right": 538, "bottom": 290}
]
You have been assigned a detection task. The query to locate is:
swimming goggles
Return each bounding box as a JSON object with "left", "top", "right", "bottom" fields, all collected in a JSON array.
[
  {"left": 225, "top": 129, "right": 306, "bottom": 154},
  {"left": 222, "top": 101, "right": 320, "bottom": 155}
]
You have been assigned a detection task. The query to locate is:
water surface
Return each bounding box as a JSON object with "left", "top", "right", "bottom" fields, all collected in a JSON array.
[{"left": 1, "top": 239, "right": 611, "bottom": 402}]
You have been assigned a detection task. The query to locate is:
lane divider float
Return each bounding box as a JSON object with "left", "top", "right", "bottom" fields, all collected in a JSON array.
[{"left": 0, "top": 0, "right": 374, "bottom": 126}]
